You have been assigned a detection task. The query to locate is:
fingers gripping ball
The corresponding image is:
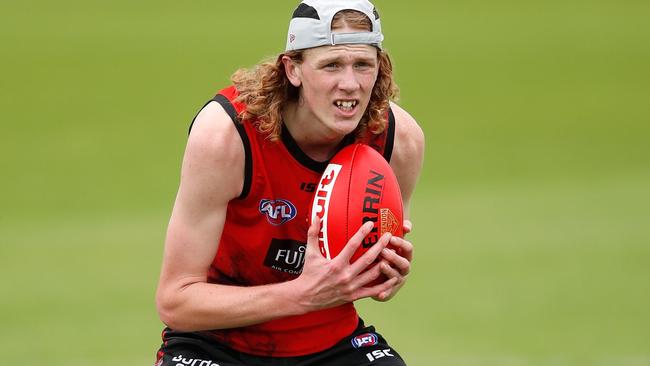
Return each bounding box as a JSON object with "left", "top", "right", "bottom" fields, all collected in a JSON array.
[{"left": 309, "top": 144, "right": 404, "bottom": 265}]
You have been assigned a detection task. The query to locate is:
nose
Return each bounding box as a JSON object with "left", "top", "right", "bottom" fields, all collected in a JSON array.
[{"left": 337, "top": 66, "right": 361, "bottom": 93}]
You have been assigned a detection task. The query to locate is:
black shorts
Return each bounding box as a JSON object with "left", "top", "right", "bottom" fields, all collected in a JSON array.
[{"left": 155, "top": 319, "right": 406, "bottom": 366}]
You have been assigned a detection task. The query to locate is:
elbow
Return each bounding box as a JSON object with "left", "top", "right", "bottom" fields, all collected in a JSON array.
[
  {"left": 156, "top": 288, "right": 191, "bottom": 331},
  {"left": 156, "top": 306, "right": 176, "bottom": 330},
  {"left": 156, "top": 290, "right": 176, "bottom": 329}
]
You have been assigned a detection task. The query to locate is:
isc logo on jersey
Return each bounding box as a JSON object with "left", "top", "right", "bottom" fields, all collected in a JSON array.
[
  {"left": 259, "top": 199, "right": 297, "bottom": 225},
  {"left": 351, "top": 332, "right": 379, "bottom": 348}
]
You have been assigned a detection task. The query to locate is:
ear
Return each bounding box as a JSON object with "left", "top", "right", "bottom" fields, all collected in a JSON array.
[{"left": 282, "top": 55, "right": 302, "bottom": 88}]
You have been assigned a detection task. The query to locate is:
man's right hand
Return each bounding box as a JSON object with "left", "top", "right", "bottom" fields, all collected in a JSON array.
[{"left": 289, "top": 217, "right": 398, "bottom": 312}]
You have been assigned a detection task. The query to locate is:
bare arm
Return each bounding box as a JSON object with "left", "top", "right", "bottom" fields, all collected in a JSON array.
[
  {"left": 156, "top": 102, "right": 299, "bottom": 331},
  {"left": 389, "top": 101, "right": 425, "bottom": 223},
  {"left": 156, "top": 102, "right": 396, "bottom": 331}
]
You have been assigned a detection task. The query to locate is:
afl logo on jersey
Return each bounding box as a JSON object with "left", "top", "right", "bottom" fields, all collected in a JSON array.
[
  {"left": 259, "top": 199, "right": 297, "bottom": 225},
  {"left": 351, "top": 332, "right": 379, "bottom": 348}
]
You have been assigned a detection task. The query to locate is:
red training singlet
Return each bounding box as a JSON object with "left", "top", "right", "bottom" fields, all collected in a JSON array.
[{"left": 187, "top": 86, "right": 395, "bottom": 357}]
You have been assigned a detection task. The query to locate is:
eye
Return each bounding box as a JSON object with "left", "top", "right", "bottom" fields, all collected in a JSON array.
[
  {"left": 323, "top": 62, "right": 339, "bottom": 70},
  {"left": 354, "top": 61, "right": 374, "bottom": 70}
]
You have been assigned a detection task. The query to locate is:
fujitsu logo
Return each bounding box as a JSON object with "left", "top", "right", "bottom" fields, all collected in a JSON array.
[
  {"left": 310, "top": 164, "right": 342, "bottom": 259},
  {"left": 259, "top": 199, "right": 297, "bottom": 225},
  {"left": 263, "top": 239, "right": 307, "bottom": 275}
]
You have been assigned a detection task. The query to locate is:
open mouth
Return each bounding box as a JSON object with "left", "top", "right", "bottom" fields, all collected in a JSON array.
[{"left": 334, "top": 99, "right": 358, "bottom": 112}]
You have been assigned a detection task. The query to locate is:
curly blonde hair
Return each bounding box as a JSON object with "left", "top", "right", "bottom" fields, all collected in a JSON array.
[{"left": 231, "top": 10, "right": 399, "bottom": 141}]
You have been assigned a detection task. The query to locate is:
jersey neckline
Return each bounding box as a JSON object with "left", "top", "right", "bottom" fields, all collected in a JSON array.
[{"left": 280, "top": 124, "right": 355, "bottom": 174}]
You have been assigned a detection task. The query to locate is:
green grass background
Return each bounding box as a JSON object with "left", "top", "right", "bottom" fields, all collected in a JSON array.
[{"left": 1, "top": 0, "right": 649, "bottom": 365}]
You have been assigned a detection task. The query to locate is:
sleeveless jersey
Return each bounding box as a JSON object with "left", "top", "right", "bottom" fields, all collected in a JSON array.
[{"left": 188, "top": 86, "right": 395, "bottom": 357}]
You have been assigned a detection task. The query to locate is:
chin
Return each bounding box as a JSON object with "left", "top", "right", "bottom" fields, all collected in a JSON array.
[{"left": 331, "top": 118, "right": 362, "bottom": 136}]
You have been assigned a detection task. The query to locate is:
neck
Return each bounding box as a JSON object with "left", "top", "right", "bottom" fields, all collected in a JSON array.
[{"left": 282, "top": 101, "right": 347, "bottom": 162}]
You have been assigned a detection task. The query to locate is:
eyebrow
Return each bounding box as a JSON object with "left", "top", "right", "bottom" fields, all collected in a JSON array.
[{"left": 316, "top": 55, "right": 377, "bottom": 66}]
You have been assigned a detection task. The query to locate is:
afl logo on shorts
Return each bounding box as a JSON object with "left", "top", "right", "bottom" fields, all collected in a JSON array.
[
  {"left": 351, "top": 332, "right": 379, "bottom": 348},
  {"left": 259, "top": 199, "right": 297, "bottom": 225}
]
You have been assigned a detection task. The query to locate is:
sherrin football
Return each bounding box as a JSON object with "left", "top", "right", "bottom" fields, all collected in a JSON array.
[{"left": 309, "top": 143, "right": 404, "bottom": 265}]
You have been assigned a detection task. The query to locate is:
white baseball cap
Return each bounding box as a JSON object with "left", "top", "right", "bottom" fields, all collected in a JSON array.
[{"left": 285, "top": 0, "right": 384, "bottom": 51}]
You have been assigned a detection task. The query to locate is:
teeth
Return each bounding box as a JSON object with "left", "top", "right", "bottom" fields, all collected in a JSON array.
[{"left": 335, "top": 100, "right": 357, "bottom": 109}]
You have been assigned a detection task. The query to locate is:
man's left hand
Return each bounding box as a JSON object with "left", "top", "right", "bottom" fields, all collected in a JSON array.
[{"left": 372, "top": 220, "right": 414, "bottom": 301}]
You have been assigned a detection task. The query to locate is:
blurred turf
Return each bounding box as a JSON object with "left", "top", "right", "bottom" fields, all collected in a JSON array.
[{"left": 1, "top": 0, "right": 649, "bottom": 365}]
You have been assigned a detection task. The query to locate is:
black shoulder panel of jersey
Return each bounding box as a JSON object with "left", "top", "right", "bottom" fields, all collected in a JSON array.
[
  {"left": 383, "top": 107, "right": 396, "bottom": 163},
  {"left": 187, "top": 95, "right": 252, "bottom": 200}
]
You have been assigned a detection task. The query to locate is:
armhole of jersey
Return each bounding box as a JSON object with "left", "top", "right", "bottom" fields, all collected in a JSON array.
[
  {"left": 383, "top": 107, "right": 396, "bottom": 163},
  {"left": 187, "top": 94, "right": 253, "bottom": 200}
]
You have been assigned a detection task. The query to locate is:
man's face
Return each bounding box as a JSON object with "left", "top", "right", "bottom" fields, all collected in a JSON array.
[{"left": 296, "top": 42, "right": 379, "bottom": 137}]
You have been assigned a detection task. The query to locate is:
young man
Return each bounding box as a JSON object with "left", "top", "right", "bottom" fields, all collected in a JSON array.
[{"left": 154, "top": 0, "right": 424, "bottom": 365}]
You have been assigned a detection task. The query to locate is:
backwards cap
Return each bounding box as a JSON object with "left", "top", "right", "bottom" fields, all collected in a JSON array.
[{"left": 285, "top": 0, "right": 383, "bottom": 51}]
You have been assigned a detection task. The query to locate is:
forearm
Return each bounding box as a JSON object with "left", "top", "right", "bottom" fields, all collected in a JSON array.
[{"left": 157, "top": 279, "right": 305, "bottom": 332}]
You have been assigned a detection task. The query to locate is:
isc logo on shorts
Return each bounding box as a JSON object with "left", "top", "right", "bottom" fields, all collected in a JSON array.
[
  {"left": 259, "top": 199, "right": 297, "bottom": 225},
  {"left": 351, "top": 332, "right": 379, "bottom": 348}
]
